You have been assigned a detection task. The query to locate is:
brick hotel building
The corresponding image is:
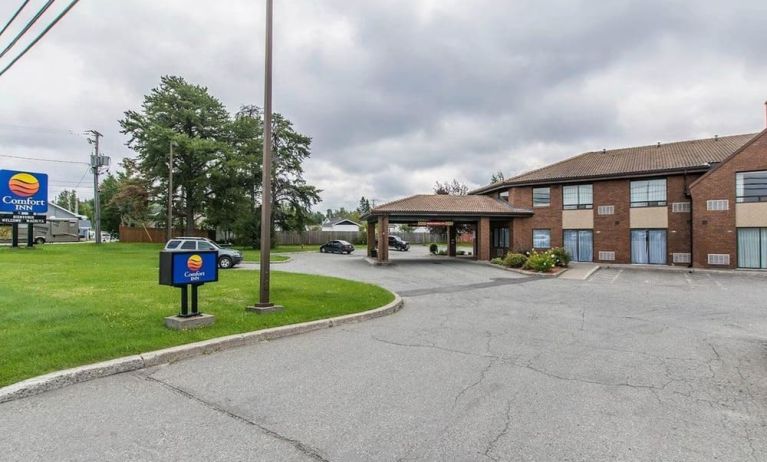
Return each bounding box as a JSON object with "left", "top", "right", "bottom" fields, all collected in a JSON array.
[{"left": 471, "top": 130, "right": 767, "bottom": 269}]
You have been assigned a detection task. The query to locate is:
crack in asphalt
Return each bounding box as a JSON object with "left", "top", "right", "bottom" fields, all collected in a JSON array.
[
  {"left": 483, "top": 400, "right": 512, "bottom": 461},
  {"left": 397, "top": 277, "right": 538, "bottom": 297},
  {"left": 143, "top": 375, "right": 330, "bottom": 462},
  {"left": 452, "top": 357, "right": 499, "bottom": 410}
]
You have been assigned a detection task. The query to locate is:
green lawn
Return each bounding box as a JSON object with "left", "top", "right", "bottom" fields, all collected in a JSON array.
[{"left": 0, "top": 243, "right": 394, "bottom": 387}]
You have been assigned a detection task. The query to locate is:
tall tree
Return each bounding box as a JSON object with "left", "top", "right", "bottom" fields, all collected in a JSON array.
[
  {"left": 119, "top": 76, "right": 230, "bottom": 233},
  {"left": 490, "top": 170, "right": 505, "bottom": 183},
  {"left": 356, "top": 196, "right": 371, "bottom": 215},
  {"left": 434, "top": 179, "right": 468, "bottom": 195}
]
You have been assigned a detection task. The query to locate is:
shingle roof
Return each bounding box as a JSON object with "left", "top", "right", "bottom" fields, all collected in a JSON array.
[
  {"left": 473, "top": 133, "right": 758, "bottom": 193},
  {"left": 369, "top": 194, "right": 532, "bottom": 216}
]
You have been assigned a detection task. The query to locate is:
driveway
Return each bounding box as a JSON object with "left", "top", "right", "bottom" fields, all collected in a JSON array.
[{"left": 2, "top": 248, "right": 766, "bottom": 461}]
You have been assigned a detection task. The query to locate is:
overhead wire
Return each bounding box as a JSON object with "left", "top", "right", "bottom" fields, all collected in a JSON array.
[
  {"left": 0, "top": 0, "right": 56, "bottom": 60},
  {"left": 0, "top": 153, "right": 88, "bottom": 164},
  {"left": 0, "top": 0, "right": 80, "bottom": 78},
  {"left": 0, "top": 0, "right": 32, "bottom": 38}
]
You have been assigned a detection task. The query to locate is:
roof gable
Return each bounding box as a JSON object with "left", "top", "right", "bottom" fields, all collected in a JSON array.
[{"left": 688, "top": 129, "right": 767, "bottom": 190}]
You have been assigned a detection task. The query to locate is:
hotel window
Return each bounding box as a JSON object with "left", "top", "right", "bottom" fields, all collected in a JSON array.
[
  {"left": 736, "top": 171, "right": 767, "bottom": 203},
  {"left": 499, "top": 190, "right": 509, "bottom": 202},
  {"left": 562, "top": 184, "right": 592, "bottom": 210},
  {"left": 533, "top": 229, "right": 551, "bottom": 249},
  {"left": 631, "top": 229, "right": 667, "bottom": 265},
  {"left": 737, "top": 228, "right": 767, "bottom": 269},
  {"left": 533, "top": 187, "right": 550, "bottom": 207},
  {"left": 630, "top": 179, "right": 666, "bottom": 207}
]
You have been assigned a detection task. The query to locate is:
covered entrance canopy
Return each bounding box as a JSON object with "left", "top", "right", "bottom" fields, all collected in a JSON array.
[{"left": 362, "top": 194, "right": 533, "bottom": 264}]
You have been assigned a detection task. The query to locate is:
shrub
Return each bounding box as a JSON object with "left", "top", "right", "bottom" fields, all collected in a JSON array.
[
  {"left": 437, "top": 249, "right": 448, "bottom": 256},
  {"left": 523, "top": 250, "right": 556, "bottom": 272},
  {"left": 429, "top": 243, "right": 438, "bottom": 254},
  {"left": 550, "top": 247, "right": 571, "bottom": 267},
  {"left": 457, "top": 250, "right": 466, "bottom": 256},
  {"left": 503, "top": 252, "right": 527, "bottom": 268},
  {"left": 490, "top": 257, "right": 504, "bottom": 265}
]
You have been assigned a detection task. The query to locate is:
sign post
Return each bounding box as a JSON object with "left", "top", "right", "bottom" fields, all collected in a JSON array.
[
  {"left": 0, "top": 170, "right": 48, "bottom": 247},
  {"left": 159, "top": 250, "right": 218, "bottom": 330}
]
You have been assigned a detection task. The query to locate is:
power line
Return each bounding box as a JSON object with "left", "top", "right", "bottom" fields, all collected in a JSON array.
[
  {"left": 0, "top": 153, "right": 88, "bottom": 164},
  {"left": 0, "top": 0, "right": 55, "bottom": 60},
  {"left": 0, "top": 0, "right": 32, "bottom": 38},
  {"left": 0, "top": 0, "right": 80, "bottom": 78}
]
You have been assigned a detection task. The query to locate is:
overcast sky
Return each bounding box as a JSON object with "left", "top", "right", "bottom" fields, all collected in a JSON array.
[{"left": 1, "top": 0, "right": 766, "bottom": 211}]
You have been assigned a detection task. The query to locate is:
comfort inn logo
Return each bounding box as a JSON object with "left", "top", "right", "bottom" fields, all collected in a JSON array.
[
  {"left": 8, "top": 173, "right": 40, "bottom": 198},
  {"left": 0, "top": 169, "right": 48, "bottom": 214},
  {"left": 187, "top": 254, "right": 203, "bottom": 272}
]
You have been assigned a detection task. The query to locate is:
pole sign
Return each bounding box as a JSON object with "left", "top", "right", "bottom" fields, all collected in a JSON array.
[
  {"left": 0, "top": 170, "right": 48, "bottom": 225},
  {"left": 159, "top": 250, "right": 218, "bottom": 318}
]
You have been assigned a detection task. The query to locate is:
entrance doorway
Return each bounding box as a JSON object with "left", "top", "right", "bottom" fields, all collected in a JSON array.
[
  {"left": 631, "top": 229, "right": 666, "bottom": 264},
  {"left": 491, "top": 223, "right": 510, "bottom": 258},
  {"left": 564, "top": 230, "right": 593, "bottom": 262}
]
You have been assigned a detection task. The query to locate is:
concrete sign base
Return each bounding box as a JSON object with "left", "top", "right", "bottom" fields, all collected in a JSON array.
[{"left": 164, "top": 314, "right": 216, "bottom": 330}]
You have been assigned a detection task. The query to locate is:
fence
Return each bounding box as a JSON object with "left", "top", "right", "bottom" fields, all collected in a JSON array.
[{"left": 119, "top": 226, "right": 214, "bottom": 243}]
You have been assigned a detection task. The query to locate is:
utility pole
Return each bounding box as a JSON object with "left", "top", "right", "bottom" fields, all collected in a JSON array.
[
  {"left": 247, "top": 0, "right": 281, "bottom": 313},
  {"left": 167, "top": 140, "right": 175, "bottom": 241},
  {"left": 87, "top": 130, "right": 107, "bottom": 244}
]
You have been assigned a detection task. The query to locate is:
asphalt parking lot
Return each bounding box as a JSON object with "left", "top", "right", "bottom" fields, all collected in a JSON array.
[{"left": 1, "top": 248, "right": 766, "bottom": 461}]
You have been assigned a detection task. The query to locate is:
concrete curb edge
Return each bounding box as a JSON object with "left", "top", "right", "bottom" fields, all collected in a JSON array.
[{"left": 0, "top": 293, "right": 403, "bottom": 404}]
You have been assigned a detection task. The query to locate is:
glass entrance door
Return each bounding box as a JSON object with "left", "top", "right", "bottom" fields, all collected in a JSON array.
[
  {"left": 737, "top": 228, "right": 767, "bottom": 269},
  {"left": 564, "top": 230, "right": 593, "bottom": 262},
  {"left": 631, "top": 229, "right": 667, "bottom": 264}
]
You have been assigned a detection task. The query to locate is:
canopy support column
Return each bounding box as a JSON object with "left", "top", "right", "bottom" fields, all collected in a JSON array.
[
  {"left": 377, "top": 215, "right": 389, "bottom": 263},
  {"left": 448, "top": 225, "right": 457, "bottom": 257}
]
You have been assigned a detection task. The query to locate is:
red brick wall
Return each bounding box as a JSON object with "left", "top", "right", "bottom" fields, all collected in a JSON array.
[
  {"left": 509, "top": 185, "right": 563, "bottom": 251},
  {"left": 666, "top": 174, "right": 699, "bottom": 265},
  {"left": 503, "top": 175, "right": 699, "bottom": 265},
  {"left": 690, "top": 131, "right": 767, "bottom": 268},
  {"left": 593, "top": 179, "right": 630, "bottom": 263}
]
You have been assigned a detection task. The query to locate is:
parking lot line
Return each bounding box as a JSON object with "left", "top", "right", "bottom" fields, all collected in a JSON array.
[
  {"left": 610, "top": 269, "right": 623, "bottom": 284},
  {"left": 706, "top": 273, "right": 725, "bottom": 290}
]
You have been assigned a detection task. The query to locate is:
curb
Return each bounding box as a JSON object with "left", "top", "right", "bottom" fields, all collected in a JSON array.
[
  {"left": 240, "top": 256, "right": 293, "bottom": 265},
  {"left": 473, "top": 260, "right": 564, "bottom": 278},
  {"left": 0, "top": 294, "right": 403, "bottom": 404}
]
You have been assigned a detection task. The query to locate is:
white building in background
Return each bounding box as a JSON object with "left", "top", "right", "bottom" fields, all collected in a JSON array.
[{"left": 321, "top": 218, "right": 361, "bottom": 232}]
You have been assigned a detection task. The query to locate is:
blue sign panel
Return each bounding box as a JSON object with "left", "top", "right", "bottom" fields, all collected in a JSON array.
[
  {"left": 0, "top": 169, "right": 48, "bottom": 214},
  {"left": 171, "top": 251, "right": 218, "bottom": 285}
]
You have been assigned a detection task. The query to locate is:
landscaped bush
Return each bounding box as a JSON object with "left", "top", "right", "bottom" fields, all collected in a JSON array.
[
  {"left": 457, "top": 250, "right": 466, "bottom": 256},
  {"left": 523, "top": 250, "right": 556, "bottom": 272},
  {"left": 550, "top": 247, "right": 571, "bottom": 267},
  {"left": 429, "top": 243, "right": 439, "bottom": 254},
  {"left": 503, "top": 252, "right": 527, "bottom": 268},
  {"left": 490, "top": 257, "right": 504, "bottom": 265},
  {"left": 437, "top": 249, "right": 448, "bottom": 256}
]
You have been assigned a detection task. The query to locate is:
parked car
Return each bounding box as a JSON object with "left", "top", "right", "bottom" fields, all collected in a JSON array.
[
  {"left": 164, "top": 237, "right": 243, "bottom": 269},
  {"left": 388, "top": 235, "right": 410, "bottom": 251},
  {"left": 320, "top": 240, "right": 355, "bottom": 254}
]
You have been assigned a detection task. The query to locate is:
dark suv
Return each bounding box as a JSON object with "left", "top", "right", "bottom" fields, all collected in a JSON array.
[{"left": 388, "top": 235, "right": 410, "bottom": 251}]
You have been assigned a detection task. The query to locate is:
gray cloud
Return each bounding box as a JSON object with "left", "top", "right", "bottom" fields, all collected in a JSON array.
[{"left": 0, "top": 0, "right": 765, "bottom": 210}]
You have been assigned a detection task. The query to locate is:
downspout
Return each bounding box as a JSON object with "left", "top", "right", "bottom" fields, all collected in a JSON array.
[{"left": 684, "top": 168, "right": 693, "bottom": 269}]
